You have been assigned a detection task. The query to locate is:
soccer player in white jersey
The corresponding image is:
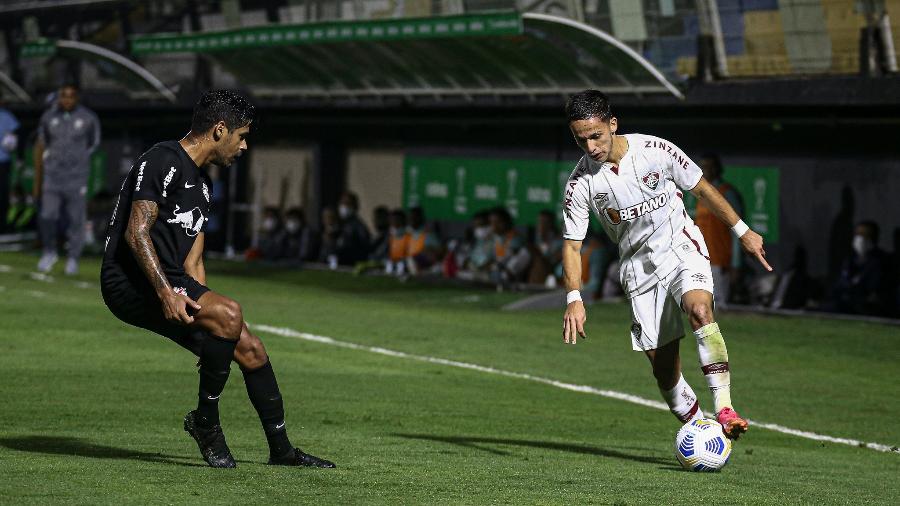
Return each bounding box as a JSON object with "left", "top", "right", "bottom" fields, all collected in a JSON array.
[{"left": 559, "top": 90, "right": 772, "bottom": 439}]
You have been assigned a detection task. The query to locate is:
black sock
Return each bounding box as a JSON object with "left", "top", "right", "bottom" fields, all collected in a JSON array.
[
  {"left": 242, "top": 360, "right": 293, "bottom": 457},
  {"left": 196, "top": 334, "right": 237, "bottom": 427}
]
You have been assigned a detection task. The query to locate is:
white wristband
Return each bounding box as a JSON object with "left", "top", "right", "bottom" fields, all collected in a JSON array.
[
  {"left": 731, "top": 219, "right": 750, "bottom": 238},
  {"left": 566, "top": 290, "right": 582, "bottom": 305}
]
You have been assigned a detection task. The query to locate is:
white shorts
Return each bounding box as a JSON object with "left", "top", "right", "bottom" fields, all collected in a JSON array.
[{"left": 628, "top": 248, "right": 714, "bottom": 351}]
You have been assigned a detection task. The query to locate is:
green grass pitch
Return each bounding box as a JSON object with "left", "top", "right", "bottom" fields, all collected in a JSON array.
[{"left": 1, "top": 251, "right": 897, "bottom": 505}]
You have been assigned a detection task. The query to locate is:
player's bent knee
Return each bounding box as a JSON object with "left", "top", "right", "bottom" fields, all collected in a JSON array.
[
  {"left": 689, "top": 303, "right": 713, "bottom": 326},
  {"left": 219, "top": 299, "right": 243, "bottom": 336}
]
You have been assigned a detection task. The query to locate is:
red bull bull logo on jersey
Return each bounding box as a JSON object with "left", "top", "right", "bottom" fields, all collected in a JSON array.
[{"left": 166, "top": 204, "right": 206, "bottom": 237}]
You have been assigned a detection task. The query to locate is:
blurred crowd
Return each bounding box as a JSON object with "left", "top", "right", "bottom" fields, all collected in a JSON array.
[{"left": 248, "top": 162, "right": 900, "bottom": 320}]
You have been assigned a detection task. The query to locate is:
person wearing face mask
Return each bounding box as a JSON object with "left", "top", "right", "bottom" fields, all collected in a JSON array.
[
  {"left": 457, "top": 210, "right": 493, "bottom": 278},
  {"left": 334, "top": 192, "right": 371, "bottom": 265},
  {"left": 282, "top": 207, "right": 313, "bottom": 262},
  {"left": 831, "top": 220, "right": 890, "bottom": 316},
  {"left": 258, "top": 206, "right": 286, "bottom": 260}
]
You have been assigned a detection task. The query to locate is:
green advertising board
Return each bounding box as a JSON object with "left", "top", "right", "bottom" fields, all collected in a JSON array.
[
  {"left": 683, "top": 166, "right": 780, "bottom": 243},
  {"left": 403, "top": 156, "right": 574, "bottom": 226},
  {"left": 405, "top": 157, "right": 779, "bottom": 242}
]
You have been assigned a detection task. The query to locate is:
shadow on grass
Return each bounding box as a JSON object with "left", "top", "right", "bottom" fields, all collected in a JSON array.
[
  {"left": 394, "top": 433, "right": 681, "bottom": 468},
  {"left": 0, "top": 435, "right": 206, "bottom": 468}
]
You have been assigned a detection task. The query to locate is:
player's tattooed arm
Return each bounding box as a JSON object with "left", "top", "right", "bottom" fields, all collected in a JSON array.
[
  {"left": 125, "top": 200, "right": 201, "bottom": 324},
  {"left": 125, "top": 200, "right": 171, "bottom": 295}
]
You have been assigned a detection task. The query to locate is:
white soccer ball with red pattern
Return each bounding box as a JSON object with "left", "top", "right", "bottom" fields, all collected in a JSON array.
[{"left": 674, "top": 418, "right": 732, "bottom": 472}]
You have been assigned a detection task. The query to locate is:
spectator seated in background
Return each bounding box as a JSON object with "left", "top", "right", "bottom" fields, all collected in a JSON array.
[
  {"left": 335, "top": 192, "right": 371, "bottom": 265},
  {"left": 489, "top": 207, "right": 530, "bottom": 285},
  {"left": 527, "top": 209, "right": 563, "bottom": 286},
  {"left": 353, "top": 205, "right": 391, "bottom": 275},
  {"left": 256, "top": 206, "right": 286, "bottom": 260},
  {"left": 387, "top": 208, "right": 409, "bottom": 275},
  {"left": 404, "top": 206, "right": 442, "bottom": 275},
  {"left": 368, "top": 206, "right": 390, "bottom": 262},
  {"left": 283, "top": 207, "right": 315, "bottom": 262},
  {"left": 454, "top": 210, "right": 494, "bottom": 281},
  {"left": 317, "top": 206, "right": 341, "bottom": 268},
  {"left": 830, "top": 220, "right": 891, "bottom": 316}
]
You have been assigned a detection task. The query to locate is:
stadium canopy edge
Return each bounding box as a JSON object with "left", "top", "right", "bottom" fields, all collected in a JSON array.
[
  {"left": 128, "top": 11, "right": 683, "bottom": 102},
  {"left": 0, "top": 70, "right": 31, "bottom": 103},
  {"left": 20, "top": 38, "right": 177, "bottom": 103}
]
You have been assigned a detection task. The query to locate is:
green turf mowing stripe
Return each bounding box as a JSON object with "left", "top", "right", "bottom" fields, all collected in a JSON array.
[{"left": 252, "top": 323, "right": 900, "bottom": 455}]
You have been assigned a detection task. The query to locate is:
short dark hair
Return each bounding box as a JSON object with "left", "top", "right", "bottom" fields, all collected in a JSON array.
[
  {"left": 191, "top": 90, "right": 255, "bottom": 133},
  {"left": 60, "top": 83, "right": 79, "bottom": 93},
  {"left": 565, "top": 90, "right": 612, "bottom": 122},
  {"left": 858, "top": 220, "right": 880, "bottom": 243},
  {"left": 701, "top": 153, "right": 723, "bottom": 174},
  {"left": 490, "top": 206, "right": 513, "bottom": 227}
]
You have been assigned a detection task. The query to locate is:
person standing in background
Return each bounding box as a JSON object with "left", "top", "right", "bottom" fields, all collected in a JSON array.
[
  {"left": 0, "top": 97, "right": 20, "bottom": 233},
  {"left": 33, "top": 84, "right": 101, "bottom": 275},
  {"left": 335, "top": 192, "right": 371, "bottom": 265},
  {"left": 695, "top": 154, "right": 744, "bottom": 306}
]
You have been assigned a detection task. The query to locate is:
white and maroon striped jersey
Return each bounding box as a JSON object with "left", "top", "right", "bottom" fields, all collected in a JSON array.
[{"left": 562, "top": 133, "right": 709, "bottom": 298}]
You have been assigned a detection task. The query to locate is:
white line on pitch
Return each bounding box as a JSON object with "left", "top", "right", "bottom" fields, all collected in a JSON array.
[{"left": 252, "top": 323, "right": 899, "bottom": 455}]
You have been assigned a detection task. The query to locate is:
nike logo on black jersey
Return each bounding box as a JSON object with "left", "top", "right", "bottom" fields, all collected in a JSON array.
[{"left": 184, "top": 182, "right": 195, "bottom": 188}]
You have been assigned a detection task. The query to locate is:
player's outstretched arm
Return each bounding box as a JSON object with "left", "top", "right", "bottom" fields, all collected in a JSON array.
[
  {"left": 562, "top": 239, "right": 587, "bottom": 345},
  {"left": 689, "top": 177, "right": 773, "bottom": 272},
  {"left": 125, "top": 199, "right": 200, "bottom": 324}
]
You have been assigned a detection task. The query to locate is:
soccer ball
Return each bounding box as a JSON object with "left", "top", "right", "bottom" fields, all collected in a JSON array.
[{"left": 674, "top": 418, "right": 732, "bottom": 472}]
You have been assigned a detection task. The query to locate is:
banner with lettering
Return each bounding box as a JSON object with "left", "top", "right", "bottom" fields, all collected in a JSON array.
[{"left": 403, "top": 155, "right": 574, "bottom": 226}]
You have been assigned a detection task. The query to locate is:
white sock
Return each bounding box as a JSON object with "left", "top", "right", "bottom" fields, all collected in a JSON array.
[
  {"left": 694, "top": 322, "right": 733, "bottom": 414},
  {"left": 660, "top": 374, "right": 703, "bottom": 423}
]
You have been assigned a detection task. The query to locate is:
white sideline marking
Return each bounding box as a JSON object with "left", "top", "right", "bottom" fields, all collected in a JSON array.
[
  {"left": 252, "top": 323, "right": 899, "bottom": 455},
  {"left": 25, "top": 289, "right": 47, "bottom": 298},
  {"left": 29, "top": 272, "right": 54, "bottom": 283},
  {"left": 0, "top": 264, "right": 12, "bottom": 272}
]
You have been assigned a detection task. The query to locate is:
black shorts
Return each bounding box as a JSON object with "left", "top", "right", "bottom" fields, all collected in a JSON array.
[{"left": 101, "top": 265, "right": 211, "bottom": 356}]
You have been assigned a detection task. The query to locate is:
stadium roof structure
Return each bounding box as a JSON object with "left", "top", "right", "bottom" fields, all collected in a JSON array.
[
  {"left": 129, "top": 11, "right": 684, "bottom": 103},
  {"left": 19, "top": 38, "right": 177, "bottom": 102},
  {"left": 0, "top": 70, "right": 31, "bottom": 103}
]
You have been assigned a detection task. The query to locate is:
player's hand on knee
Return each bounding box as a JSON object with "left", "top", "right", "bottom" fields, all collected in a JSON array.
[
  {"left": 160, "top": 290, "right": 202, "bottom": 325},
  {"left": 739, "top": 230, "right": 772, "bottom": 272},
  {"left": 563, "top": 301, "right": 587, "bottom": 345}
]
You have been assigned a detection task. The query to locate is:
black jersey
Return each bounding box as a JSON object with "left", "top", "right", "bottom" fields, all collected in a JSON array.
[{"left": 102, "top": 141, "right": 212, "bottom": 293}]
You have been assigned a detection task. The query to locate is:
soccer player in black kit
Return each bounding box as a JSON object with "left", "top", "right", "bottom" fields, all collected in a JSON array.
[{"left": 101, "top": 90, "right": 334, "bottom": 469}]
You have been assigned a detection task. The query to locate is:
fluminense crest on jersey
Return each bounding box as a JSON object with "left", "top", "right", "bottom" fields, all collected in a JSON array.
[{"left": 642, "top": 171, "right": 660, "bottom": 190}]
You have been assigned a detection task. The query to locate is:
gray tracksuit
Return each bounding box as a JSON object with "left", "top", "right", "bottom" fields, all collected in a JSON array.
[{"left": 37, "top": 104, "right": 101, "bottom": 258}]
